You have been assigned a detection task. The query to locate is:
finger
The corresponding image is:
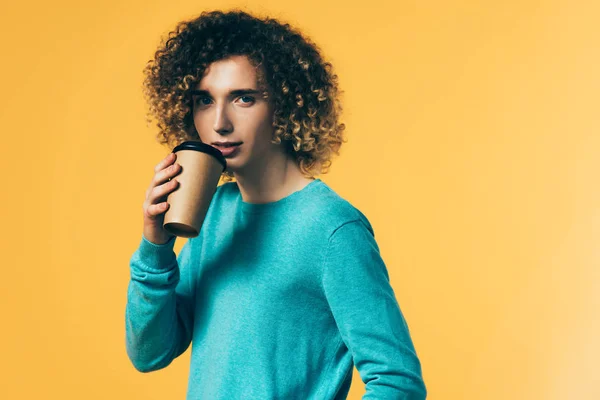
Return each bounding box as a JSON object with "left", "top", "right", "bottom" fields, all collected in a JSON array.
[
  {"left": 149, "top": 179, "right": 179, "bottom": 204},
  {"left": 154, "top": 153, "right": 176, "bottom": 173},
  {"left": 152, "top": 162, "right": 181, "bottom": 187},
  {"left": 145, "top": 201, "right": 169, "bottom": 218}
]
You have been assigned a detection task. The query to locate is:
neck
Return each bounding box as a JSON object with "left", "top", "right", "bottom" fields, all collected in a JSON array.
[{"left": 233, "top": 148, "right": 314, "bottom": 204}]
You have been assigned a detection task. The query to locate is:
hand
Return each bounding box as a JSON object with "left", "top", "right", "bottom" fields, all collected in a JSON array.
[{"left": 142, "top": 152, "right": 182, "bottom": 245}]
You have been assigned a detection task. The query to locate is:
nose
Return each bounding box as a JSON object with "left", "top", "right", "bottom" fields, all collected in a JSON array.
[{"left": 213, "top": 105, "right": 233, "bottom": 134}]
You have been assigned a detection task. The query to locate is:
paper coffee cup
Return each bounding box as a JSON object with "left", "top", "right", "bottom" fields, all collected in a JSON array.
[{"left": 163, "top": 140, "right": 226, "bottom": 238}]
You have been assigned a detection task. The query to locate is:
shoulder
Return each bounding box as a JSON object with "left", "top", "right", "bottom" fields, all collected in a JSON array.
[
  {"left": 309, "top": 181, "right": 375, "bottom": 238},
  {"left": 214, "top": 180, "right": 375, "bottom": 237}
]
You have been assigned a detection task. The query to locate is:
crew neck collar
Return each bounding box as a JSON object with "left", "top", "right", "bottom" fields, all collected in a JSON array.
[{"left": 239, "top": 178, "right": 323, "bottom": 214}]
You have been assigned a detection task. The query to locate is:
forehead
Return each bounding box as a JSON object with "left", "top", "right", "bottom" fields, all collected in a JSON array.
[{"left": 195, "top": 55, "right": 262, "bottom": 91}]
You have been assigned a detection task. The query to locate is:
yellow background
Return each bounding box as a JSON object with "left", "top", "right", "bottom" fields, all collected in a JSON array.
[{"left": 1, "top": 0, "right": 598, "bottom": 398}]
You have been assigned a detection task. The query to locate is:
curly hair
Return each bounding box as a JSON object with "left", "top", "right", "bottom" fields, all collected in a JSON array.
[{"left": 141, "top": 9, "right": 347, "bottom": 183}]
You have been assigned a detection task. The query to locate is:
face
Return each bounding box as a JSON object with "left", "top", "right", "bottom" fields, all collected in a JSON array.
[{"left": 191, "top": 55, "right": 281, "bottom": 174}]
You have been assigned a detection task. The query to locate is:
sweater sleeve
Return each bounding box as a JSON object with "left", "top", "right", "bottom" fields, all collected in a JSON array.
[
  {"left": 125, "top": 234, "right": 196, "bottom": 372},
  {"left": 321, "top": 220, "right": 427, "bottom": 400}
]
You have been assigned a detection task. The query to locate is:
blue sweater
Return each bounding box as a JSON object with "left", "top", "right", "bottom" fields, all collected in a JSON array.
[{"left": 125, "top": 178, "right": 426, "bottom": 399}]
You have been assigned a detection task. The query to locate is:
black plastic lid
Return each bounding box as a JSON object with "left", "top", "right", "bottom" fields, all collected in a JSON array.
[{"left": 171, "top": 141, "right": 227, "bottom": 171}]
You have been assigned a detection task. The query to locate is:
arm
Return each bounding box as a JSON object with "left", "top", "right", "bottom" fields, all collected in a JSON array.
[
  {"left": 125, "top": 234, "right": 195, "bottom": 372},
  {"left": 321, "top": 220, "right": 427, "bottom": 399}
]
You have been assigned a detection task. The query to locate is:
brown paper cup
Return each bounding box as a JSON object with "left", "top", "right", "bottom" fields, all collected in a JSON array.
[{"left": 163, "top": 140, "right": 226, "bottom": 238}]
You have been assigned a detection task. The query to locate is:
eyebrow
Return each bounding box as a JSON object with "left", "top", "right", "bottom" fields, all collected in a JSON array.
[{"left": 190, "top": 89, "right": 262, "bottom": 97}]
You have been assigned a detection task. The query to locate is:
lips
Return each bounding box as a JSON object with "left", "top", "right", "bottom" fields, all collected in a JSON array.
[
  {"left": 212, "top": 142, "right": 242, "bottom": 147},
  {"left": 214, "top": 144, "right": 240, "bottom": 150},
  {"left": 214, "top": 144, "right": 241, "bottom": 157}
]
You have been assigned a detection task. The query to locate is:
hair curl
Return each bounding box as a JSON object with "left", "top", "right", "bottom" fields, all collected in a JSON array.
[{"left": 142, "top": 9, "right": 347, "bottom": 183}]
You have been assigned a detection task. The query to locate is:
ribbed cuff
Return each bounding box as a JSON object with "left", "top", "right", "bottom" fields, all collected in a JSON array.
[{"left": 135, "top": 234, "right": 177, "bottom": 271}]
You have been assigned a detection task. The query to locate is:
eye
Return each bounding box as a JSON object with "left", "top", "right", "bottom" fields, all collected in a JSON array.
[
  {"left": 238, "top": 96, "right": 255, "bottom": 104},
  {"left": 193, "top": 96, "right": 212, "bottom": 106}
]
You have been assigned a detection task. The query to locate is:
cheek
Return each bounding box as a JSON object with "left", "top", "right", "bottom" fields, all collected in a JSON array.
[
  {"left": 254, "top": 109, "right": 274, "bottom": 135},
  {"left": 193, "top": 115, "right": 208, "bottom": 139}
]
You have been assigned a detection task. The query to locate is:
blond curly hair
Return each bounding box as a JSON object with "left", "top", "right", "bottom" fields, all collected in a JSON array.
[{"left": 142, "top": 9, "right": 347, "bottom": 183}]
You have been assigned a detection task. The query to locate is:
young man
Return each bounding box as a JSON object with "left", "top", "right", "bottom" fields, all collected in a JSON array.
[{"left": 126, "top": 9, "right": 427, "bottom": 399}]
